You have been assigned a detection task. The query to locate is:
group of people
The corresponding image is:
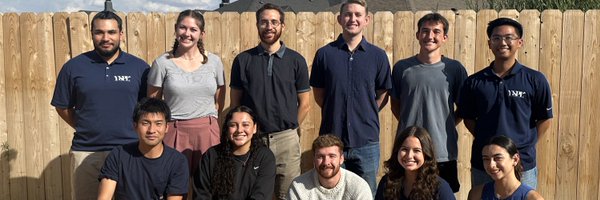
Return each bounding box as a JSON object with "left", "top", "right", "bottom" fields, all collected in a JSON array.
[{"left": 50, "top": 0, "right": 553, "bottom": 199}]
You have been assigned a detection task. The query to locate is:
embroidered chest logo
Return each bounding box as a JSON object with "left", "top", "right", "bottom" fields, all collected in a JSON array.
[
  {"left": 508, "top": 90, "right": 526, "bottom": 98},
  {"left": 114, "top": 75, "right": 131, "bottom": 82}
]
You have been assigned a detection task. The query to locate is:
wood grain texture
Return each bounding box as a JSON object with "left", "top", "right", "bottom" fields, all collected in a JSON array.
[
  {"left": 518, "top": 10, "right": 541, "bottom": 69},
  {"left": 126, "top": 12, "right": 148, "bottom": 62},
  {"left": 146, "top": 12, "right": 166, "bottom": 63},
  {"left": 474, "top": 10, "right": 497, "bottom": 72},
  {"left": 0, "top": 13, "right": 9, "bottom": 200}
]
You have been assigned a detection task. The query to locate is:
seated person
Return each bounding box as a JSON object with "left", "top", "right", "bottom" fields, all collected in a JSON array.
[
  {"left": 468, "top": 135, "right": 544, "bottom": 200},
  {"left": 287, "top": 134, "right": 372, "bottom": 200},
  {"left": 193, "top": 106, "right": 276, "bottom": 199},
  {"left": 375, "top": 126, "right": 455, "bottom": 200},
  {"left": 97, "top": 98, "right": 189, "bottom": 200}
]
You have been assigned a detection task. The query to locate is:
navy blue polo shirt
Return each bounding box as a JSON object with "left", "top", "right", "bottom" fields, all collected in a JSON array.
[
  {"left": 457, "top": 61, "right": 553, "bottom": 171},
  {"left": 310, "top": 35, "right": 392, "bottom": 148},
  {"left": 230, "top": 42, "right": 310, "bottom": 133},
  {"left": 51, "top": 50, "right": 149, "bottom": 151}
]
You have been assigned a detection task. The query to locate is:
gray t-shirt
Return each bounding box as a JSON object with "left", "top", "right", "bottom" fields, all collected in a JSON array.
[
  {"left": 390, "top": 56, "right": 467, "bottom": 162},
  {"left": 287, "top": 168, "right": 373, "bottom": 200},
  {"left": 148, "top": 52, "right": 225, "bottom": 120}
]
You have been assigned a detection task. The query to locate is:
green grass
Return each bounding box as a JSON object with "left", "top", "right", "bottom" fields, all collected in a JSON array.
[{"left": 465, "top": 0, "right": 600, "bottom": 11}]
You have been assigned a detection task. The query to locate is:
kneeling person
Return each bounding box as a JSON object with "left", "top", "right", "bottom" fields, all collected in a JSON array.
[
  {"left": 98, "top": 98, "right": 189, "bottom": 200},
  {"left": 287, "top": 135, "right": 372, "bottom": 200}
]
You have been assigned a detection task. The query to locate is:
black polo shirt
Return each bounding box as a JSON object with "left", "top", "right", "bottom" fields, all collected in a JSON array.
[{"left": 230, "top": 42, "right": 310, "bottom": 133}]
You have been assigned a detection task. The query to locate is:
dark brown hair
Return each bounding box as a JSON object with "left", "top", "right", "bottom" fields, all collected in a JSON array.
[{"left": 171, "top": 10, "right": 208, "bottom": 64}]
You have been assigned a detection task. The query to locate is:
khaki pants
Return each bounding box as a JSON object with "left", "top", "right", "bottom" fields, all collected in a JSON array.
[
  {"left": 262, "top": 129, "right": 301, "bottom": 200},
  {"left": 71, "top": 150, "right": 110, "bottom": 200}
]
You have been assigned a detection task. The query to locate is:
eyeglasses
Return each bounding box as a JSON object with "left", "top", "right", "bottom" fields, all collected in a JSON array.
[
  {"left": 258, "top": 20, "right": 281, "bottom": 28},
  {"left": 490, "top": 35, "right": 520, "bottom": 44}
]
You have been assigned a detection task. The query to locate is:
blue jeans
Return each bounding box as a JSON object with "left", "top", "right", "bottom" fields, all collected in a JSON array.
[
  {"left": 471, "top": 167, "right": 538, "bottom": 189},
  {"left": 342, "top": 142, "right": 380, "bottom": 197}
]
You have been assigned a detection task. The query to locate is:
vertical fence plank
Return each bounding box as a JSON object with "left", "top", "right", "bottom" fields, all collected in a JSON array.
[
  {"left": 3, "top": 13, "right": 26, "bottom": 200},
  {"left": 0, "top": 13, "right": 8, "bottom": 200},
  {"left": 439, "top": 10, "right": 457, "bottom": 58},
  {"left": 556, "top": 10, "right": 584, "bottom": 200},
  {"left": 412, "top": 11, "right": 429, "bottom": 54},
  {"left": 281, "top": 12, "right": 297, "bottom": 51},
  {"left": 518, "top": 10, "right": 541, "bottom": 69},
  {"left": 393, "top": 11, "right": 414, "bottom": 62},
  {"left": 220, "top": 12, "right": 240, "bottom": 109},
  {"left": 373, "top": 11, "right": 394, "bottom": 180},
  {"left": 577, "top": 10, "right": 600, "bottom": 200},
  {"left": 126, "top": 12, "right": 148, "bottom": 62},
  {"left": 204, "top": 12, "right": 222, "bottom": 57},
  {"left": 69, "top": 12, "right": 91, "bottom": 57},
  {"left": 363, "top": 12, "right": 374, "bottom": 44},
  {"left": 454, "top": 9, "right": 477, "bottom": 200},
  {"left": 240, "top": 12, "right": 258, "bottom": 53},
  {"left": 296, "top": 12, "right": 317, "bottom": 172},
  {"left": 474, "top": 10, "right": 497, "bottom": 72},
  {"left": 147, "top": 12, "right": 166, "bottom": 62},
  {"left": 499, "top": 9, "right": 520, "bottom": 19},
  {"left": 164, "top": 12, "right": 177, "bottom": 52},
  {"left": 537, "top": 10, "right": 562, "bottom": 199},
  {"left": 52, "top": 12, "right": 73, "bottom": 200}
]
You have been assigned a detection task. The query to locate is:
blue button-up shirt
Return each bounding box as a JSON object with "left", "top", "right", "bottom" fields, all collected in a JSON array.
[{"left": 310, "top": 35, "right": 392, "bottom": 148}]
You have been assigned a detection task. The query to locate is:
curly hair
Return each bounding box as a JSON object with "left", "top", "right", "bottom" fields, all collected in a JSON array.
[
  {"left": 210, "top": 106, "right": 266, "bottom": 198},
  {"left": 171, "top": 9, "right": 208, "bottom": 64},
  {"left": 383, "top": 126, "right": 439, "bottom": 200}
]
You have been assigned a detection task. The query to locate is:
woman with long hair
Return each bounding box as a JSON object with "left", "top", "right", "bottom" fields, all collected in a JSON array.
[
  {"left": 468, "top": 135, "right": 543, "bottom": 200},
  {"left": 375, "top": 126, "right": 455, "bottom": 200},
  {"left": 147, "top": 9, "right": 226, "bottom": 174},
  {"left": 193, "top": 106, "right": 276, "bottom": 200}
]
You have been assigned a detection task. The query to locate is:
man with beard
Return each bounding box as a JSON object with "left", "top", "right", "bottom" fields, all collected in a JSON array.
[
  {"left": 51, "top": 11, "right": 149, "bottom": 199},
  {"left": 310, "top": 0, "right": 391, "bottom": 196},
  {"left": 229, "top": 3, "right": 310, "bottom": 200},
  {"left": 287, "top": 135, "right": 372, "bottom": 200}
]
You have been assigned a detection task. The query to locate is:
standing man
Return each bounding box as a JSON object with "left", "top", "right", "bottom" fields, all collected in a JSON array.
[
  {"left": 98, "top": 98, "right": 189, "bottom": 200},
  {"left": 390, "top": 13, "right": 467, "bottom": 193},
  {"left": 229, "top": 3, "right": 311, "bottom": 199},
  {"left": 51, "top": 11, "right": 149, "bottom": 199},
  {"left": 457, "top": 18, "right": 553, "bottom": 189},
  {"left": 310, "top": 0, "right": 392, "bottom": 195},
  {"left": 287, "top": 135, "right": 372, "bottom": 200}
]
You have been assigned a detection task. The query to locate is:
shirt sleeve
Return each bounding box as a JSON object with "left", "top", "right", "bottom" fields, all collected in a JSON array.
[
  {"left": 532, "top": 73, "right": 553, "bottom": 121},
  {"left": 374, "top": 175, "right": 387, "bottom": 200},
  {"left": 390, "top": 62, "right": 403, "bottom": 99},
  {"left": 437, "top": 178, "right": 456, "bottom": 200},
  {"left": 452, "top": 61, "right": 469, "bottom": 103},
  {"left": 295, "top": 55, "right": 311, "bottom": 93},
  {"left": 98, "top": 147, "right": 121, "bottom": 182},
  {"left": 375, "top": 50, "right": 392, "bottom": 91},
  {"left": 51, "top": 64, "right": 74, "bottom": 108},
  {"left": 309, "top": 50, "right": 325, "bottom": 88},
  {"left": 456, "top": 77, "right": 477, "bottom": 120},
  {"left": 286, "top": 179, "right": 301, "bottom": 200},
  {"left": 167, "top": 153, "right": 190, "bottom": 195},
  {"left": 193, "top": 149, "right": 214, "bottom": 200},
  {"left": 214, "top": 55, "right": 226, "bottom": 87},
  {"left": 147, "top": 57, "right": 167, "bottom": 87},
  {"left": 230, "top": 55, "right": 243, "bottom": 89},
  {"left": 249, "top": 147, "right": 276, "bottom": 200}
]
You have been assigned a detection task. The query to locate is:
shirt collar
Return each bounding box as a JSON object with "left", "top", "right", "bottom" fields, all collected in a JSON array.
[
  {"left": 333, "top": 34, "right": 367, "bottom": 52},
  {"left": 257, "top": 41, "right": 287, "bottom": 58},
  {"left": 483, "top": 60, "right": 524, "bottom": 77},
  {"left": 89, "top": 49, "right": 126, "bottom": 64}
]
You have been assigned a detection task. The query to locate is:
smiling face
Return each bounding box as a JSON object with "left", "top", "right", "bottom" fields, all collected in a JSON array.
[
  {"left": 135, "top": 112, "right": 168, "bottom": 148},
  {"left": 227, "top": 112, "right": 257, "bottom": 152},
  {"left": 488, "top": 25, "right": 523, "bottom": 60},
  {"left": 314, "top": 146, "right": 344, "bottom": 179},
  {"left": 257, "top": 9, "right": 284, "bottom": 45},
  {"left": 92, "top": 19, "right": 122, "bottom": 58},
  {"left": 337, "top": 3, "right": 370, "bottom": 37},
  {"left": 482, "top": 144, "right": 519, "bottom": 181},
  {"left": 417, "top": 20, "right": 447, "bottom": 53},
  {"left": 398, "top": 136, "right": 425, "bottom": 173},
  {"left": 175, "top": 16, "right": 204, "bottom": 50}
]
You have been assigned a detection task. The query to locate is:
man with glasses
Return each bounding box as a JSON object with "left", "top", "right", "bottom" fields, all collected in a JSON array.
[
  {"left": 457, "top": 18, "right": 553, "bottom": 189},
  {"left": 230, "top": 3, "right": 310, "bottom": 199}
]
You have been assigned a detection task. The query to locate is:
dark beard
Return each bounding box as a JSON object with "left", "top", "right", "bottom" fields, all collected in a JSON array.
[
  {"left": 260, "top": 31, "right": 281, "bottom": 45},
  {"left": 94, "top": 43, "right": 120, "bottom": 58}
]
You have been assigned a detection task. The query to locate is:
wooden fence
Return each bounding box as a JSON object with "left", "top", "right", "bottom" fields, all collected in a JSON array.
[{"left": 0, "top": 10, "right": 598, "bottom": 200}]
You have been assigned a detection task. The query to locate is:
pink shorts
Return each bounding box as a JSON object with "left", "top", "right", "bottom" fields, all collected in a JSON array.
[{"left": 163, "top": 116, "right": 220, "bottom": 174}]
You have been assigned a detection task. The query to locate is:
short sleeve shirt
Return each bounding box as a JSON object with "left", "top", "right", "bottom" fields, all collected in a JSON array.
[
  {"left": 230, "top": 42, "right": 310, "bottom": 133},
  {"left": 457, "top": 61, "right": 553, "bottom": 171},
  {"left": 310, "top": 35, "right": 392, "bottom": 148},
  {"left": 148, "top": 52, "right": 225, "bottom": 120},
  {"left": 51, "top": 50, "right": 149, "bottom": 151},
  {"left": 99, "top": 142, "right": 189, "bottom": 199},
  {"left": 390, "top": 56, "right": 467, "bottom": 162}
]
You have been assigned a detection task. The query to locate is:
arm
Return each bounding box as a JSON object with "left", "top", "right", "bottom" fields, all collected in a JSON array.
[
  {"left": 249, "top": 148, "right": 276, "bottom": 199},
  {"left": 56, "top": 107, "right": 76, "bottom": 129},
  {"left": 147, "top": 85, "right": 163, "bottom": 98},
  {"left": 97, "top": 178, "right": 117, "bottom": 200},
  {"left": 166, "top": 195, "right": 183, "bottom": 200},
  {"left": 527, "top": 190, "right": 545, "bottom": 200},
  {"left": 467, "top": 185, "right": 483, "bottom": 200},
  {"left": 215, "top": 85, "right": 226, "bottom": 114},
  {"left": 376, "top": 89, "right": 388, "bottom": 111},
  {"left": 312, "top": 87, "right": 325, "bottom": 108},
  {"left": 193, "top": 150, "right": 214, "bottom": 200},
  {"left": 390, "top": 97, "right": 401, "bottom": 120},
  {"left": 464, "top": 119, "right": 476, "bottom": 136},
  {"left": 229, "top": 88, "right": 243, "bottom": 108},
  {"left": 297, "top": 92, "right": 311, "bottom": 124},
  {"left": 536, "top": 119, "right": 551, "bottom": 140}
]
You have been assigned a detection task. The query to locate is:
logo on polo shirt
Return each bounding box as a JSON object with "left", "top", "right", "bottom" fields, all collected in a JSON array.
[
  {"left": 508, "top": 90, "right": 526, "bottom": 98},
  {"left": 114, "top": 75, "right": 131, "bottom": 82}
]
